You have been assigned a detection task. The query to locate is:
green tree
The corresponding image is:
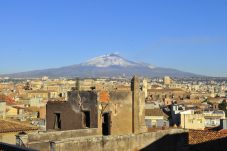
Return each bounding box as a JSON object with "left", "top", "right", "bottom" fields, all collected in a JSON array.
[{"left": 219, "top": 100, "right": 227, "bottom": 116}]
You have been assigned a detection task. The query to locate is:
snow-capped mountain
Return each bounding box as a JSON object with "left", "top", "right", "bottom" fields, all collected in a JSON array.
[
  {"left": 81, "top": 53, "right": 155, "bottom": 68},
  {"left": 1, "top": 54, "right": 201, "bottom": 78},
  {"left": 81, "top": 54, "right": 136, "bottom": 67}
]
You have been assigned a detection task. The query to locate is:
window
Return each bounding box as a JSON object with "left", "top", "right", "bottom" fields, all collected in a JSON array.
[
  {"left": 82, "top": 111, "right": 90, "bottom": 128},
  {"left": 102, "top": 112, "right": 111, "bottom": 135},
  {"left": 188, "top": 119, "right": 193, "bottom": 123},
  {"left": 54, "top": 113, "right": 61, "bottom": 130},
  {"left": 145, "top": 119, "right": 152, "bottom": 127}
]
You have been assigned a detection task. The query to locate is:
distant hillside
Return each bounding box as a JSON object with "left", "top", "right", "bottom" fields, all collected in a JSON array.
[{"left": 1, "top": 54, "right": 202, "bottom": 78}]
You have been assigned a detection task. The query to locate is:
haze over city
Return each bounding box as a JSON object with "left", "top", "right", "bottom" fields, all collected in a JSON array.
[{"left": 1, "top": 0, "right": 227, "bottom": 76}]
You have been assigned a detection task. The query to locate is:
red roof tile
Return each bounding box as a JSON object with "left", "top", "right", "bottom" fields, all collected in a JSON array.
[
  {"left": 189, "top": 130, "right": 227, "bottom": 145},
  {"left": 0, "top": 120, "right": 38, "bottom": 133}
]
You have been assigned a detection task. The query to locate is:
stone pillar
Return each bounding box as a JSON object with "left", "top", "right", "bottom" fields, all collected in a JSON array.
[
  {"left": 138, "top": 91, "right": 147, "bottom": 133},
  {"left": 131, "top": 76, "right": 140, "bottom": 134},
  {"left": 142, "top": 78, "right": 148, "bottom": 98},
  {"left": 97, "top": 107, "right": 103, "bottom": 135}
]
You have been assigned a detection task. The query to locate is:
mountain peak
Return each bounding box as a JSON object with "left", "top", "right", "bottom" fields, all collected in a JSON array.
[
  {"left": 81, "top": 53, "right": 137, "bottom": 67},
  {"left": 108, "top": 52, "right": 120, "bottom": 57},
  {"left": 1, "top": 54, "right": 201, "bottom": 78}
]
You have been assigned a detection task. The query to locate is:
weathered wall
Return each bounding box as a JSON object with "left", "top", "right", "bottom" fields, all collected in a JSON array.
[
  {"left": 95, "top": 76, "right": 146, "bottom": 136},
  {"left": 97, "top": 89, "right": 145, "bottom": 136},
  {"left": 108, "top": 91, "right": 133, "bottom": 135},
  {"left": 131, "top": 76, "right": 140, "bottom": 134},
  {"left": 27, "top": 128, "right": 100, "bottom": 151},
  {"left": 0, "top": 131, "right": 37, "bottom": 145},
  {"left": 46, "top": 91, "right": 98, "bottom": 131},
  {"left": 52, "top": 129, "right": 187, "bottom": 151},
  {"left": 46, "top": 77, "right": 146, "bottom": 136},
  {"left": 138, "top": 91, "right": 146, "bottom": 133},
  {"left": 0, "top": 132, "right": 18, "bottom": 145},
  {"left": 27, "top": 129, "right": 187, "bottom": 151}
]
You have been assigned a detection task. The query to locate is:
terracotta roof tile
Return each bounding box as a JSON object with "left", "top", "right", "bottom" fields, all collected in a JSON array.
[
  {"left": 99, "top": 91, "right": 110, "bottom": 103},
  {"left": 189, "top": 130, "right": 227, "bottom": 145},
  {"left": 0, "top": 120, "right": 38, "bottom": 133},
  {"left": 145, "top": 109, "right": 169, "bottom": 118}
]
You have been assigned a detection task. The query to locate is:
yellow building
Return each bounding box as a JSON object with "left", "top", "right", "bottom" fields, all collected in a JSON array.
[
  {"left": 5, "top": 106, "right": 18, "bottom": 117},
  {"left": 164, "top": 76, "right": 173, "bottom": 85},
  {"left": 0, "top": 101, "right": 6, "bottom": 119},
  {"left": 180, "top": 110, "right": 225, "bottom": 130},
  {"left": 30, "top": 80, "right": 43, "bottom": 90},
  {"left": 181, "top": 114, "right": 205, "bottom": 130},
  {"left": 27, "top": 90, "right": 50, "bottom": 100}
]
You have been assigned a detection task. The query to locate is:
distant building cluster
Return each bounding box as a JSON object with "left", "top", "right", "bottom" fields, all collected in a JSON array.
[{"left": 1, "top": 76, "right": 227, "bottom": 150}]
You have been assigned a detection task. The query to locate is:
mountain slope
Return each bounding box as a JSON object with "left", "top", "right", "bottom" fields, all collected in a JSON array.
[{"left": 1, "top": 54, "right": 201, "bottom": 78}]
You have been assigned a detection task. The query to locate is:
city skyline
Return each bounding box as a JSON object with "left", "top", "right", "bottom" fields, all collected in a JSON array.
[
  {"left": 2, "top": 1, "right": 227, "bottom": 151},
  {"left": 1, "top": 0, "right": 227, "bottom": 76}
]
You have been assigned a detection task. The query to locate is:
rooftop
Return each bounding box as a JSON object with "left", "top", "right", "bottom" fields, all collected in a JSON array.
[
  {"left": 0, "top": 120, "right": 38, "bottom": 133},
  {"left": 148, "top": 88, "right": 185, "bottom": 92},
  {"left": 189, "top": 130, "right": 227, "bottom": 145},
  {"left": 145, "top": 108, "right": 169, "bottom": 118}
]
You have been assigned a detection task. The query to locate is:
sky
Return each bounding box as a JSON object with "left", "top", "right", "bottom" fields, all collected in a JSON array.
[{"left": 0, "top": 0, "right": 227, "bottom": 77}]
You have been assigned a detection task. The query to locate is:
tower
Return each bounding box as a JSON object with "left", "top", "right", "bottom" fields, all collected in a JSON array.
[
  {"left": 142, "top": 78, "right": 148, "bottom": 98},
  {"left": 131, "top": 76, "right": 140, "bottom": 134}
]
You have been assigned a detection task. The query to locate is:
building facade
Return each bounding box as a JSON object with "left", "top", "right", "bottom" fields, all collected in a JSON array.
[{"left": 46, "top": 76, "right": 146, "bottom": 136}]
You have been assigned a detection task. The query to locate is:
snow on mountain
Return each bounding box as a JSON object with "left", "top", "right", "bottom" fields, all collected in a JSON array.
[
  {"left": 1, "top": 53, "right": 201, "bottom": 78},
  {"left": 81, "top": 54, "right": 135, "bottom": 67},
  {"left": 138, "top": 62, "right": 156, "bottom": 69},
  {"left": 81, "top": 53, "right": 155, "bottom": 68}
]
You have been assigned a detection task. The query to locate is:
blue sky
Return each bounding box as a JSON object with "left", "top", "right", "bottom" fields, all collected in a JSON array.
[{"left": 0, "top": 0, "right": 227, "bottom": 76}]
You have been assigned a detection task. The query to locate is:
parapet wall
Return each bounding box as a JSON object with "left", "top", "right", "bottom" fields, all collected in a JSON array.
[
  {"left": 27, "top": 128, "right": 100, "bottom": 151},
  {"left": 27, "top": 129, "right": 187, "bottom": 151}
]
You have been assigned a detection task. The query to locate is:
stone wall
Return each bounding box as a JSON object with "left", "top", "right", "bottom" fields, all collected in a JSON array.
[
  {"left": 0, "top": 142, "right": 37, "bottom": 151},
  {"left": 46, "top": 91, "right": 98, "bottom": 131},
  {"left": 27, "top": 128, "right": 100, "bottom": 151},
  {"left": 108, "top": 91, "right": 133, "bottom": 135},
  {"left": 27, "top": 129, "right": 187, "bottom": 151},
  {"left": 0, "top": 132, "right": 19, "bottom": 145}
]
